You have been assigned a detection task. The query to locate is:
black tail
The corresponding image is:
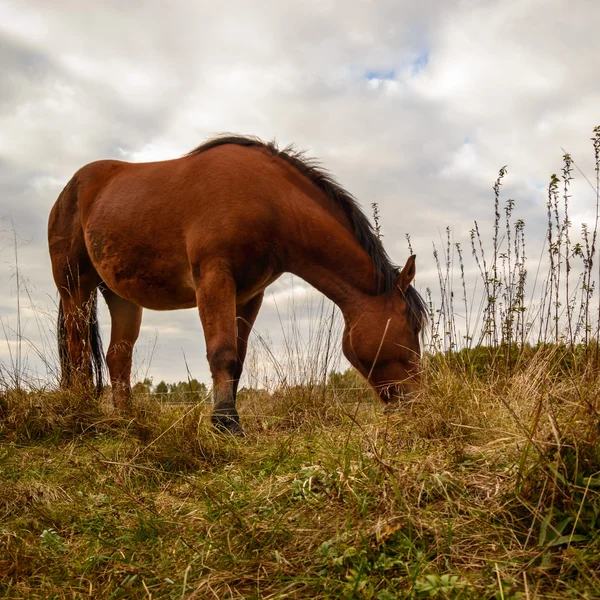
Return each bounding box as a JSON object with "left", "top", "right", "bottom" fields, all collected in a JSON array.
[
  {"left": 57, "top": 289, "right": 104, "bottom": 395},
  {"left": 88, "top": 291, "right": 105, "bottom": 394}
]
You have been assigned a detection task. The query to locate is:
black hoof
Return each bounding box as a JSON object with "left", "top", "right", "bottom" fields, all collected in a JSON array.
[{"left": 211, "top": 409, "right": 245, "bottom": 436}]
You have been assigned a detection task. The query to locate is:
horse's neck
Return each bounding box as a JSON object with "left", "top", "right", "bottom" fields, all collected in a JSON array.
[{"left": 286, "top": 216, "right": 382, "bottom": 318}]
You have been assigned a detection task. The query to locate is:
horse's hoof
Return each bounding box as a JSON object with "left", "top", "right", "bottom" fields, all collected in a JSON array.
[{"left": 211, "top": 410, "right": 245, "bottom": 436}]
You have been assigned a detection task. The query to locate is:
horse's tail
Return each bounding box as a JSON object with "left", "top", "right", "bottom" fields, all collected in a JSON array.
[
  {"left": 88, "top": 290, "right": 105, "bottom": 395},
  {"left": 57, "top": 289, "right": 105, "bottom": 395}
]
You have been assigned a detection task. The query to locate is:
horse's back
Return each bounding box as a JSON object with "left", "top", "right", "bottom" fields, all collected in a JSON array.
[
  {"left": 59, "top": 145, "right": 292, "bottom": 225},
  {"left": 82, "top": 148, "right": 289, "bottom": 249}
]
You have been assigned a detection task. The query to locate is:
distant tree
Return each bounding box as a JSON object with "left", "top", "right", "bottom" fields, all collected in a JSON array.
[
  {"left": 151, "top": 379, "right": 208, "bottom": 402},
  {"left": 188, "top": 379, "right": 208, "bottom": 398},
  {"left": 157, "top": 379, "right": 209, "bottom": 402},
  {"left": 327, "top": 368, "right": 365, "bottom": 391},
  {"left": 155, "top": 380, "right": 169, "bottom": 395},
  {"left": 132, "top": 377, "right": 152, "bottom": 395}
]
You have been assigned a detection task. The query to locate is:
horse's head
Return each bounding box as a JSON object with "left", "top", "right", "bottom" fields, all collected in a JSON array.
[{"left": 342, "top": 255, "right": 426, "bottom": 409}]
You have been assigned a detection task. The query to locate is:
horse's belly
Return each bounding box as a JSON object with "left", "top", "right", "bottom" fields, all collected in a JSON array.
[
  {"left": 101, "top": 265, "right": 197, "bottom": 310},
  {"left": 86, "top": 229, "right": 197, "bottom": 310},
  {"left": 105, "top": 274, "right": 198, "bottom": 310}
]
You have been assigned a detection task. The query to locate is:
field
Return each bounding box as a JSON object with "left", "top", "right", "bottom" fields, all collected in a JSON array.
[
  {"left": 2, "top": 130, "right": 600, "bottom": 598},
  {"left": 1, "top": 349, "right": 599, "bottom": 599}
]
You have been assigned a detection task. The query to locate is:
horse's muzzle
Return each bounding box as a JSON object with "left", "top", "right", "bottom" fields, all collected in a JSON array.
[{"left": 379, "top": 381, "right": 419, "bottom": 413}]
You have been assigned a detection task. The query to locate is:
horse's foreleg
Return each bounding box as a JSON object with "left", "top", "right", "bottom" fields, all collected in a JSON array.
[
  {"left": 233, "top": 293, "right": 264, "bottom": 398},
  {"left": 101, "top": 288, "right": 143, "bottom": 411},
  {"left": 196, "top": 266, "right": 243, "bottom": 435}
]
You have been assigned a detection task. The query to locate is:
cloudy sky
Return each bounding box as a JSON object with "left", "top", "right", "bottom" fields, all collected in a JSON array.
[{"left": 1, "top": 0, "right": 599, "bottom": 388}]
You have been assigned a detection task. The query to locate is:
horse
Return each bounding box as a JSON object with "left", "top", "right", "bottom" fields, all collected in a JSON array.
[{"left": 48, "top": 135, "right": 427, "bottom": 435}]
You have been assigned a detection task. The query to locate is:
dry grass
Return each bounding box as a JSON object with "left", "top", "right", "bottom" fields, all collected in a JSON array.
[{"left": 1, "top": 350, "right": 599, "bottom": 599}]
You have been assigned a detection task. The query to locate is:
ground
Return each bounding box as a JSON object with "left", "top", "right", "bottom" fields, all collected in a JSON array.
[{"left": 1, "top": 352, "right": 599, "bottom": 599}]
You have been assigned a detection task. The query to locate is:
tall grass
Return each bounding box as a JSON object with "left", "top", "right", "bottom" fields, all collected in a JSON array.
[{"left": 429, "top": 127, "right": 600, "bottom": 357}]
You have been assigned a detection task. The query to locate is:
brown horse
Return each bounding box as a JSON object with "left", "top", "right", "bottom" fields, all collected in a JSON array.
[{"left": 48, "top": 135, "right": 427, "bottom": 435}]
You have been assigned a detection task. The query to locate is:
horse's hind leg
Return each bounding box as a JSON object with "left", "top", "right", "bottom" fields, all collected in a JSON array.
[
  {"left": 50, "top": 177, "right": 104, "bottom": 393},
  {"left": 54, "top": 264, "right": 102, "bottom": 393},
  {"left": 101, "top": 288, "right": 143, "bottom": 411},
  {"left": 195, "top": 264, "right": 243, "bottom": 435}
]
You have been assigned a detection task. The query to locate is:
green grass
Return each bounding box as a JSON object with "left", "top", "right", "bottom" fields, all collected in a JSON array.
[{"left": 1, "top": 351, "right": 599, "bottom": 599}]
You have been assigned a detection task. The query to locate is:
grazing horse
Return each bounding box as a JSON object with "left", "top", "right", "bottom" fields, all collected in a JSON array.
[{"left": 48, "top": 135, "right": 427, "bottom": 435}]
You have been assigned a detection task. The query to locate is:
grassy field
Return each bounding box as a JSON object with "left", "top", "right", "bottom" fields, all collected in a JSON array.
[{"left": 1, "top": 348, "right": 599, "bottom": 599}]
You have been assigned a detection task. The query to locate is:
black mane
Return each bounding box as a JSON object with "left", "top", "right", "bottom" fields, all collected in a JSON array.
[{"left": 187, "top": 135, "right": 427, "bottom": 328}]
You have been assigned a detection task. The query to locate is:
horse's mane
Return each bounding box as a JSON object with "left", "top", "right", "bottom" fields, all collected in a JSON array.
[{"left": 187, "top": 135, "right": 427, "bottom": 328}]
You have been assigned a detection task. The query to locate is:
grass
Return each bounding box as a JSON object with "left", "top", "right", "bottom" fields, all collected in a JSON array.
[{"left": 1, "top": 350, "right": 599, "bottom": 599}]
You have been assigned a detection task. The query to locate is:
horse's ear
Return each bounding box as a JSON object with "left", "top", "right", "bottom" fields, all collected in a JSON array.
[{"left": 397, "top": 255, "right": 416, "bottom": 293}]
